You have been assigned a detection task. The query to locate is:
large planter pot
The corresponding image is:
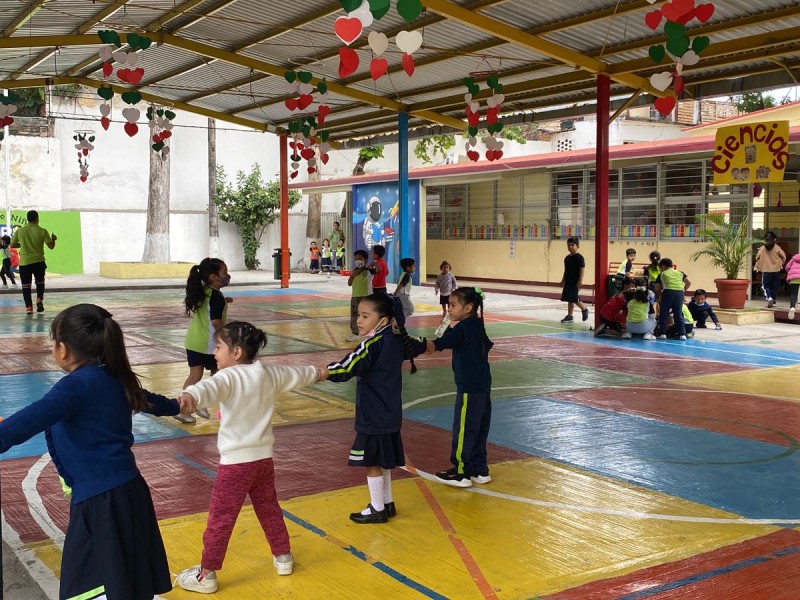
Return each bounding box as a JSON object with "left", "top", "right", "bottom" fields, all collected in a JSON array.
[{"left": 714, "top": 278, "right": 750, "bottom": 309}]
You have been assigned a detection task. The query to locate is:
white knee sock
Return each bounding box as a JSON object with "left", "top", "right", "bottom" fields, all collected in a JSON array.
[
  {"left": 362, "top": 476, "right": 385, "bottom": 514},
  {"left": 382, "top": 468, "right": 393, "bottom": 503}
]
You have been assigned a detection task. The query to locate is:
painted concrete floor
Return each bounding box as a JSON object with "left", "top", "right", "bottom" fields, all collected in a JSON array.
[{"left": 1, "top": 281, "right": 799, "bottom": 599}]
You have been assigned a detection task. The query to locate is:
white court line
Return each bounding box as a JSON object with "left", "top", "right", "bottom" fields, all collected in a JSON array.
[
  {"left": 406, "top": 467, "right": 800, "bottom": 526},
  {"left": 1, "top": 511, "right": 60, "bottom": 599}
]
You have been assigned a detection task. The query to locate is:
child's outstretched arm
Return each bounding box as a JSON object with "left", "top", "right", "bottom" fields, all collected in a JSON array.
[
  {"left": 263, "top": 364, "right": 325, "bottom": 395},
  {"left": 326, "top": 340, "right": 382, "bottom": 383},
  {"left": 143, "top": 390, "right": 180, "bottom": 416}
]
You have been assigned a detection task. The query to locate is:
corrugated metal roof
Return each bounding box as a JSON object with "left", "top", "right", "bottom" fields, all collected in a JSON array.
[{"left": 0, "top": 0, "right": 798, "bottom": 141}]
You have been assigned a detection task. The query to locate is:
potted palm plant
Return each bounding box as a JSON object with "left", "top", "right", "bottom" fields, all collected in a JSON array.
[{"left": 690, "top": 213, "right": 761, "bottom": 309}]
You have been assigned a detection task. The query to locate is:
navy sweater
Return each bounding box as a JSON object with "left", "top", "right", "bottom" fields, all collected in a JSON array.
[
  {"left": 434, "top": 317, "right": 493, "bottom": 394},
  {"left": 327, "top": 325, "right": 425, "bottom": 435},
  {"left": 0, "top": 364, "right": 178, "bottom": 503}
]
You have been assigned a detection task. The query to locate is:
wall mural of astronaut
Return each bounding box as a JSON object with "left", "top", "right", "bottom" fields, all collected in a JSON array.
[{"left": 352, "top": 181, "right": 420, "bottom": 285}]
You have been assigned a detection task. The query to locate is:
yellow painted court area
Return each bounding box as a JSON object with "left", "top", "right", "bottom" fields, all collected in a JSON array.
[{"left": 680, "top": 365, "right": 800, "bottom": 402}]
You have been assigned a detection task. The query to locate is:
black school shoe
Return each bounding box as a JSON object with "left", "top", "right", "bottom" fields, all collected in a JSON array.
[
  {"left": 385, "top": 502, "right": 396, "bottom": 518},
  {"left": 349, "top": 503, "right": 388, "bottom": 524},
  {"left": 434, "top": 468, "right": 473, "bottom": 488},
  {"left": 582, "top": 307, "right": 589, "bottom": 321}
]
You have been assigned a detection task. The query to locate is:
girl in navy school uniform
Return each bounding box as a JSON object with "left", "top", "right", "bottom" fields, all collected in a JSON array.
[
  {"left": 0, "top": 303, "right": 185, "bottom": 600},
  {"left": 427, "top": 287, "right": 495, "bottom": 488},
  {"left": 325, "top": 293, "right": 427, "bottom": 524}
]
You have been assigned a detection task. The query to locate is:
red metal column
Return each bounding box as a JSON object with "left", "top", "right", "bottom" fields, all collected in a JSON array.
[
  {"left": 279, "top": 134, "right": 290, "bottom": 288},
  {"left": 594, "top": 74, "right": 610, "bottom": 327}
]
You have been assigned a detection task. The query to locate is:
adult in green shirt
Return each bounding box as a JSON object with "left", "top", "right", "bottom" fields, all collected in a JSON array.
[
  {"left": 329, "top": 221, "right": 345, "bottom": 271},
  {"left": 11, "top": 210, "right": 56, "bottom": 313}
]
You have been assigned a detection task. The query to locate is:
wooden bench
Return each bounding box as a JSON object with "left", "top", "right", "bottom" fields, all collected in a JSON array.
[{"left": 608, "top": 262, "right": 648, "bottom": 279}]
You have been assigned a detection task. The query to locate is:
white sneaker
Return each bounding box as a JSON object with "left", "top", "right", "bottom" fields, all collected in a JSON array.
[
  {"left": 176, "top": 565, "right": 218, "bottom": 593},
  {"left": 621, "top": 332, "right": 632, "bottom": 339},
  {"left": 273, "top": 553, "right": 293, "bottom": 576},
  {"left": 789, "top": 307, "right": 796, "bottom": 319},
  {"left": 173, "top": 413, "right": 196, "bottom": 424},
  {"left": 196, "top": 407, "right": 211, "bottom": 419},
  {"left": 643, "top": 333, "right": 656, "bottom": 340},
  {"left": 679, "top": 335, "right": 687, "bottom": 340},
  {"left": 345, "top": 334, "right": 360, "bottom": 342},
  {"left": 470, "top": 474, "right": 492, "bottom": 484},
  {"left": 657, "top": 335, "right": 667, "bottom": 340}
]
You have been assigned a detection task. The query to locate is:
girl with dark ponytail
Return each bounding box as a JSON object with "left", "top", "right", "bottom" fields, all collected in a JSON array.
[
  {"left": 180, "top": 257, "right": 231, "bottom": 423},
  {"left": 0, "top": 303, "right": 182, "bottom": 599},
  {"left": 427, "top": 287, "right": 495, "bottom": 488},
  {"left": 325, "top": 293, "right": 428, "bottom": 524}
]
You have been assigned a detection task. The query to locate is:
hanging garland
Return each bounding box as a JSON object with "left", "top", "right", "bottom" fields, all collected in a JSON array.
[
  {"left": 147, "top": 105, "right": 176, "bottom": 160},
  {"left": 644, "top": 0, "right": 715, "bottom": 116},
  {"left": 73, "top": 132, "right": 94, "bottom": 182},
  {"left": 462, "top": 75, "right": 505, "bottom": 162},
  {"left": 0, "top": 96, "right": 17, "bottom": 150}
]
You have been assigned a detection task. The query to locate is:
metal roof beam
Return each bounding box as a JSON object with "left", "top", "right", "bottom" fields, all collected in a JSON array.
[{"left": 2, "top": 0, "right": 50, "bottom": 37}]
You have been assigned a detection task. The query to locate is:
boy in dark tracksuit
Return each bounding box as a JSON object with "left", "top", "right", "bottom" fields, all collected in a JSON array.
[
  {"left": 655, "top": 258, "right": 691, "bottom": 340},
  {"left": 428, "top": 287, "right": 494, "bottom": 488},
  {"left": 688, "top": 289, "right": 722, "bottom": 330}
]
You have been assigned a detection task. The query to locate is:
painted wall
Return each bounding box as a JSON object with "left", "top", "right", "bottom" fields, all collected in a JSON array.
[{"left": 5, "top": 210, "right": 83, "bottom": 274}]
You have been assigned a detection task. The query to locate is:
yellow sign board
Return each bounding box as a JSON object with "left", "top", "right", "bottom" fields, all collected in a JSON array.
[{"left": 711, "top": 120, "right": 790, "bottom": 184}]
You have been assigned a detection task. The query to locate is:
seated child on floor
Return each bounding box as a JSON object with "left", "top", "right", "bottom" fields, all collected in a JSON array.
[
  {"left": 687, "top": 289, "right": 722, "bottom": 330},
  {"left": 595, "top": 277, "right": 635, "bottom": 337},
  {"left": 624, "top": 285, "right": 656, "bottom": 340}
]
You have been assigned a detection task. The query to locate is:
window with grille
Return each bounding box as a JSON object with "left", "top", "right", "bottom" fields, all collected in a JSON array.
[
  {"left": 552, "top": 170, "right": 587, "bottom": 239},
  {"left": 620, "top": 165, "right": 658, "bottom": 237},
  {"left": 661, "top": 161, "right": 704, "bottom": 238},
  {"left": 585, "top": 169, "right": 620, "bottom": 239},
  {"left": 523, "top": 173, "right": 550, "bottom": 238}
]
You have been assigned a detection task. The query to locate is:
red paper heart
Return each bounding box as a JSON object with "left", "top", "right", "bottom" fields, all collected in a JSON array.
[
  {"left": 673, "top": 75, "right": 685, "bottom": 95},
  {"left": 695, "top": 2, "right": 714, "bottom": 23},
  {"left": 467, "top": 150, "right": 479, "bottom": 162},
  {"left": 318, "top": 105, "right": 330, "bottom": 126},
  {"left": 297, "top": 94, "right": 313, "bottom": 111},
  {"left": 289, "top": 141, "right": 297, "bottom": 150},
  {"left": 152, "top": 134, "right": 161, "bottom": 143},
  {"left": 334, "top": 16, "right": 363, "bottom": 46},
  {"left": 370, "top": 57, "right": 388, "bottom": 81},
  {"left": 285, "top": 98, "right": 299, "bottom": 111},
  {"left": 161, "top": 130, "right": 172, "bottom": 139},
  {"left": 339, "top": 48, "right": 359, "bottom": 78},
  {"left": 307, "top": 167, "right": 317, "bottom": 174},
  {"left": 486, "top": 111, "right": 498, "bottom": 125},
  {"left": 301, "top": 147, "right": 315, "bottom": 160},
  {"left": 402, "top": 53, "right": 415, "bottom": 77},
  {"left": 661, "top": 0, "right": 695, "bottom": 23},
  {"left": 80, "top": 176, "right": 87, "bottom": 182},
  {"left": 1, "top": 116, "right": 13, "bottom": 127},
  {"left": 82, "top": 148, "right": 89, "bottom": 156},
  {"left": 467, "top": 112, "right": 480, "bottom": 127},
  {"left": 485, "top": 150, "right": 494, "bottom": 161},
  {"left": 124, "top": 121, "right": 139, "bottom": 137},
  {"left": 320, "top": 153, "right": 329, "bottom": 165},
  {"left": 117, "top": 67, "right": 144, "bottom": 84},
  {"left": 290, "top": 171, "right": 298, "bottom": 179},
  {"left": 654, "top": 95, "right": 677, "bottom": 116},
  {"left": 644, "top": 10, "right": 662, "bottom": 30},
  {"left": 102, "top": 62, "right": 113, "bottom": 78},
  {"left": 495, "top": 150, "right": 503, "bottom": 160},
  {"left": 101, "top": 116, "right": 110, "bottom": 131}
]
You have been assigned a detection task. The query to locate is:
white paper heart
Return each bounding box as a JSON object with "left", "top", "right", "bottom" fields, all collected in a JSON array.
[
  {"left": 74, "top": 143, "right": 82, "bottom": 150},
  {"left": 486, "top": 137, "right": 498, "bottom": 150},
  {"left": 121, "top": 107, "right": 140, "bottom": 122},
  {"left": 99, "top": 46, "right": 113, "bottom": 62},
  {"left": 320, "top": 142, "right": 331, "bottom": 154},
  {"left": 127, "top": 52, "right": 139, "bottom": 67},
  {"left": 494, "top": 94, "right": 505, "bottom": 105},
  {"left": 291, "top": 162, "right": 300, "bottom": 169},
  {"left": 487, "top": 97, "right": 497, "bottom": 108},
  {"left": 112, "top": 49, "right": 128, "bottom": 65},
  {"left": 395, "top": 30, "right": 423, "bottom": 55},
  {"left": 284, "top": 80, "right": 299, "bottom": 94},
  {"left": 368, "top": 31, "right": 389, "bottom": 57},
  {"left": 86, "top": 143, "right": 94, "bottom": 151},
  {"left": 99, "top": 103, "right": 111, "bottom": 117},
  {"left": 353, "top": 0, "right": 374, "bottom": 28},
  {"left": 0, "top": 106, "right": 7, "bottom": 118},
  {"left": 298, "top": 82, "right": 315, "bottom": 95},
  {"left": 302, "top": 137, "right": 311, "bottom": 147},
  {"left": 148, "top": 120, "right": 157, "bottom": 130},
  {"left": 465, "top": 141, "right": 471, "bottom": 152},
  {"left": 469, "top": 101, "right": 480, "bottom": 113},
  {"left": 163, "top": 120, "right": 174, "bottom": 131},
  {"left": 5, "top": 104, "right": 16, "bottom": 116},
  {"left": 464, "top": 93, "right": 472, "bottom": 103},
  {"left": 469, "top": 136, "right": 477, "bottom": 147},
  {"left": 317, "top": 92, "right": 329, "bottom": 104},
  {"left": 679, "top": 50, "right": 700, "bottom": 66},
  {"left": 161, "top": 147, "right": 170, "bottom": 159},
  {"left": 649, "top": 71, "right": 673, "bottom": 92},
  {"left": 308, "top": 157, "right": 318, "bottom": 167}
]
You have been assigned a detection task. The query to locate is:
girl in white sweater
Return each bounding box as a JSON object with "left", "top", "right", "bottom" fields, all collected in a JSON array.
[{"left": 175, "top": 321, "right": 328, "bottom": 594}]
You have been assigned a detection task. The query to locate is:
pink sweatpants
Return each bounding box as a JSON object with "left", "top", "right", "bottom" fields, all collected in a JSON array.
[{"left": 201, "top": 458, "right": 290, "bottom": 570}]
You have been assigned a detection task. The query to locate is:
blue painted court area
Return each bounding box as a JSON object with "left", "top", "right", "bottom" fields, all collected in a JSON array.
[
  {"left": 224, "top": 287, "right": 327, "bottom": 297},
  {"left": 406, "top": 394, "right": 800, "bottom": 520},
  {"left": 549, "top": 330, "right": 800, "bottom": 367},
  {"left": 0, "top": 371, "right": 189, "bottom": 459}
]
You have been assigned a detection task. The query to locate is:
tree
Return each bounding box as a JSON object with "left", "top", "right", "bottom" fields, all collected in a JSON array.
[
  {"left": 352, "top": 145, "right": 384, "bottom": 175},
  {"left": 142, "top": 140, "right": 171, "bottom": 263},
  {"left": 414, "top": 135, "right": 456, "bottom": 164},
  {"left": 215, "top": 164, "right": 301, "bottom": 269},
  {"left": 732, "top": 92, "right": 776, "bottom": 114}
]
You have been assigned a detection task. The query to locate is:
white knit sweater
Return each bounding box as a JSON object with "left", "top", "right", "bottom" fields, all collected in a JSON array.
[{"left": 184, "top": 362, "right": 318, "bottom": 465}]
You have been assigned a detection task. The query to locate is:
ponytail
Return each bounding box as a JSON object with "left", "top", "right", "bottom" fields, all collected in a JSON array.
[
  {"left": 451, "top": 287, "right": 493, "bottom": 356},
  {"left": 102, "top": 316, "right": 147, "bottom": 412},
  {"left": 185, "top": 257, "right": 225, "bottom": 315}
]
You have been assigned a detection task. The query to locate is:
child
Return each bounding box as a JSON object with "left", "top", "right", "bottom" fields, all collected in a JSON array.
[
  {"left": 560, "top": 236, "right": 589, "bottom": 323},
  {"left": 394, "top": 257, "right": 416, "bottom": 319},
  {"left": 335, "top": 239, "right": 346, "bottom": 272},
  {"left": 754, "top": 231, "right": 786, "bottom": 308},
  {"left": 434, "top": 261, "right": 458, "bottom": 318},
  {"left": 426, "top": 287, "right": 494, "bottom": 488},
  {"left": 785, "top": 253, "right": 800, "bottom": 320},
  {"left": 368, "top": 244, "right": 389, "bottom": 295},
  {"left": 0, "top": 304, "right": 178, "bottom": 600},
  {"left": 646, "top": 250, "right": 661, "bottom": 292},
  {"left": 655, "top": 258, "right": 691, "bottom": 340},
  {"left": 666, "top": 304, "right": 695, "bottom": 339},
  {"left": 179, "top": 257, "right": 231, "bottom": 423},
  {"left": 613, "top": 248, "right": 637, "bottom": 293},
  {"left": 308, "top": 241, "right": 320, "bottom": 274},
  {"left": 625, "top": 285, "right": 656, "bottom": 340},
  {"left": 0, "top": 234, "right": 17, "bottom": 287},
  {"left": 175, "top": 321, "right": 327, "bottom": 593},
  {"left": 325, "top": 293, "right": 426, "bottom": 523},
  {"left": 321, "top": 239, "right": 333, "bottom": 274},
  {"left": 347, "top": 250, "right": 370, "bottom": 342},
  {"left": 688, "top": 289, "right": 722, "bottom": 330},
  {"left": 595, "top": 277, "right": 634, "bottom": 337}
]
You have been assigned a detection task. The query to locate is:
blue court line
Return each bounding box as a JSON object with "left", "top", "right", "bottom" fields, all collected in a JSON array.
[
  {"left": 546, "top": 330, "right": 800, "bottom": 366},
  {"left": 406, "top": 395, "right": 800, "bottom": 519},
  {"left": 617, "top": 545, "right": 800, "bottom": 599},
  {"left": 176, "top": 449, "right": 447, "bottom": 599}
]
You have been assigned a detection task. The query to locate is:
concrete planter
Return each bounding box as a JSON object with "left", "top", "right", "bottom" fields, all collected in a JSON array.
[
  {"left": 714, "top": 278, "right": 750, "bottom": 310},
  {"left": 99, "top": 262, "right": 193, "bottom": 279}
]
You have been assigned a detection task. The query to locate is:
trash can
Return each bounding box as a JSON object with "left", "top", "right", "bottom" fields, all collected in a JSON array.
[{"left": 272, "top": 248, "right": 291, "bottom": 280}]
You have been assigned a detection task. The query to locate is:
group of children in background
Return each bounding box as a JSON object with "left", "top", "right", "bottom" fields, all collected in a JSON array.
[{"left": 308, "top": 221, "right": 347, "bottom": 274}]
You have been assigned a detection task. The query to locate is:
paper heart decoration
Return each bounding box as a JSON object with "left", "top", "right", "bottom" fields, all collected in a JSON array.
[
  {"left": 112, "top": 49, "right": 128, "bottom": 64},
  {"left": 97, "top": 30, "right": 121, "bottom": 46},
  {"left": 468, "top": 101, "right": 479, "bottom": 113},
  {"left": 291, "top": 161, "right": 300, "bottom": 170},
  {"left": 401, "top": 53, "right": 415, "bottom": 76},
  {"left": 648, "top": 45, "right": 666, "bottom": 64},
  {"left": 468, "top": 136, "right": 477, "bottom": 147},
  {"left": 117, "top": 67, "right": 144, "bottom": 84},
  {"left": 654, "top": 96, "right": 677, "bottom": 116},
  {"left": 290, "top": 171, "right": 298, "bottom": 179},
  {"left": 352, "top": 0, "right": 374, "bottom": 28},
  {"left": 99, "top": 104, "right": 111, "bottom": 117},
  {"left": 101, "top": 116, "right": 111, "bottom": 130},
  {"left": 340, "top": 0, "right": 361, "bottom": 12},
  {"left": 124, "top": 121, "right": 139, "bottom": 137},
  {"left": 102, "top": 62, "right": 113, "bottom": 78},
  {"left": 370, "top": 57, "right": 388, "bottom": 80},
  {"left": 296, "top": 94, "right": 313, "bottom": 110},
  {"left": 121, "top": 91, "right": 142, "bottom": 104},
  {"left": 97, "top": 86, "right": 114, "bottom": 101},
  {"left": 320, "top": 153, "right": 330, "bottom": 165},
  {"left": 98, "top": 45, "right": 113, "bottom": 62},
  {"left": 397, "top": 0, "right": 423, "bottom": 23},
  {"left": 320, "top": 142, "right": 331, "bottom": 154},
  {"left": 673, "top": 74, "right": 685, "bottom": 95},
  {"left": 122, "top": 107, "right": 140, "bottom": 122},
  {"left": 467, "top": 112, "right": 480, "bottom": 126},
  {"left": 80, "top": 175, "right": 87, "bottom": 182},
  {"left": 301, "top": 148, "right": 316, "bottom": 160},
  {"left": 467, "top": 150, "right": 479, "bottom": 162},
  {"left": 644, "top": 10, "right": 662, "bottom": 30},
  {"left": 369, "top": 0, "right": 391, "bottom": 20},
  {"left": 679, "top": 50, "right": 700, "bottom": 66},
  {"left": 692, "top": 35, "right": 710, "bottom": 54},
  {"left": 285, "top": 98, "right": 299, "bottom": 111},
  {"left": 318, "top": 105, "right": 331, "bottom": 124},
  {"left": 647, "top": 0, "right": 658, "bottom": 3},
  {"left": 335, "top": 16, "right": 363, "bottom": 46},
  {"left": 661, "top": 0, "right": 696, "bottom": 24},
  {"left": 298, "top": 82, "right": 315, "bottom": 95},
  {"left": 486, "top": 111, "right": 498, "bottom": 125},
  {"left": 126, "top": 52, "right": 138, "bottom": 67},
  {"left": 284, "top": 79, "right": 299, "bottom": 94},
  {"left": 161, "top": 146, "right": 170, "bottom": 159},
  {"left": 396, "top": 30, "right": 423, "bottom": 55},
  {"left": 649, "top": 71, "right": 673, "bottom": 92},
  {"left": 368, "top": 31, "right": 389, "bottom": 57},
  {"left": 307, "top": 167, "right": 317, "bottom": 174},
  {"left": 307, "top": 157, "right": 317, "bottom": 167},
  {"left": 666, "top": 34, "right": 690, "bottom": 59},
  {"left": 695, "top": 3, "right": 714, "bottom": 23},
  {"left": 339, "top": 48, "right": 359, "bottom": 78},
  {"left": 160, "top": 130, "right": 172, "bottom": 140},
  {"left": 464, "top": 93, "right": 472, "bottom": 103}
]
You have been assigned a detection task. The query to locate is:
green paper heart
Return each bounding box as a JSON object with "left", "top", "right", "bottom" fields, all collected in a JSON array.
[
  {"left": 463, "top": 77, "right": 475, "bottom": 88},
  {"left": 487, "top": 75, "right": 499, "bottom": 89},
  {"left": 468, "top": 126, "right": 479, "bottom": 137},
  {"left": 494, "top": 83, "right": 503, "bottom": 93},
  {"left": 369, "top": 0, "right": 391, "bottom": 20},
  {"left": 302, "top": 125, "right": 311, "bottom": 137},
  {"left": 126, "top": 33, "right": 151, "bottom": 51},
  {"left": 664, "top": 21, "right": 685, "bottom": 38},
  {"left": 126, "top": 33, "right": 141, "bottom": 48},
  {"left": 396, "top": 0, "right": 422, "bottom": 22},
  {"left": 165, "top": 110, "right": 176, "bottom": 120},
  {"left": 137, "top": 36, "right": 152, "bottom": 50},
  {"left": 648, "top": 45, "right": 666, "bottom": 63},
  {"left": 88, "top": 135, "right": 95, "bottom": 143},
  {"left": 288, "top": 121, "right": 300, "bottom": 133},
  {"left": 121, "top": 91, "right": 142, "bottom": 104},
  {"left": 340, "top": 0, "right": 361, "bottom": 11},
  {"left": 152, "top": 141, "right": 165, "bottom": 151},
  {"left": 298, "top": 71, "right": 313, "bottom": 84},
  {"left": 320, "top": 131, "right": 329, "bottom": 142},
  {"left": 307, "top": 117, "right": 318, "bottom": 129},
  {"left": 156, "top": 108, "right": 164, "bottom": 117},
  {"left": 692, "top": 35, "right": 710, "bottom": 55},
  {"left": 98, "top": 30, "right": 121, "bottom": 47},
  {"left": 468, "top": 84, "right": 480, "bottom": 95},
  {"left": 495, "top": 122, "right": 504, "bottom": 132},
  {"left": 317, "top": 79, "right": 328, "bottom": 95},
  {"left": 97, "top": 85, "right": 114, "bottom": 100},
  {"left": 72, "top": 135, "right": 78, "bottom": 141},
  {"left": 666, "top": 34, "right": 690, "bottom": 57},
  {"left": 284, "top": 71, "right": 296, "bottom": 83}
]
